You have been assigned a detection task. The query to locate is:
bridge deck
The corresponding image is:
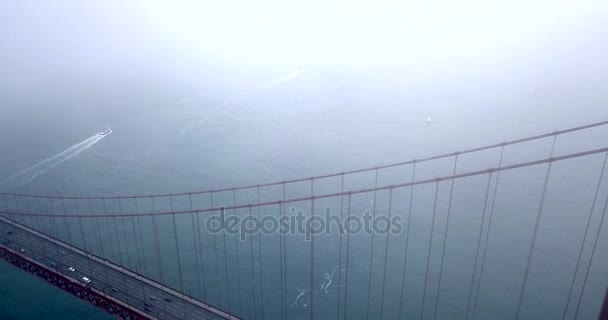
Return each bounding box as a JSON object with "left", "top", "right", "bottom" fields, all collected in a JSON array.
[{"left": 0, "top": 216, "right": 240, "bottom": 320}]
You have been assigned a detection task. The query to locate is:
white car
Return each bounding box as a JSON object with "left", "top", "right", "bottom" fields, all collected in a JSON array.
[
  {"left": 68, "top": 267, "right": 75, "bottom": 272},
  {"left": 19, "top": 248, "right": 26, "bottom": 253},
  {"left": 82, "top": 277, "right": 91, "bottom": 284}
]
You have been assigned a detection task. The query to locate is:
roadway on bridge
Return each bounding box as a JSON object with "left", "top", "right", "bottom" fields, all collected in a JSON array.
[{"left": 0, "top": 216, "right": 239, "bottom": 320}]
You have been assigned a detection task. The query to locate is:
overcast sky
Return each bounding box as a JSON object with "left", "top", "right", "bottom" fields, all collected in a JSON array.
[{"left": 2, "top": 0, "right": 608, "bottom": 65}]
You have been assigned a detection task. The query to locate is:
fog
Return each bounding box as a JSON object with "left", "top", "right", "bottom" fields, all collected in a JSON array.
[
  {"left": 1, "top": 0, "right": 608, "bottom": 181},
  {"left": 2, "top": 0, "right": 608, "bottom": 79}
]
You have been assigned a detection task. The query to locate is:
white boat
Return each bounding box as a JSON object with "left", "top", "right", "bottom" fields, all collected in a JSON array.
[{"left": 99, "top": 128, "right": 112, "bottom": 135}]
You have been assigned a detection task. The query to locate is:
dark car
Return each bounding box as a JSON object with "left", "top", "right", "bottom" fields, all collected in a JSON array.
[
  {"left": 111, "top": 287, "right": 119, "bottom": 293},
  {"left": 164, "top": 298, "right": 172, "bottom": 303}
]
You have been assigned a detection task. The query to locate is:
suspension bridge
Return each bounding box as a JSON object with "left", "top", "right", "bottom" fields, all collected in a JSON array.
[{"left": 1, "top": 120, "right": 608, "bottom": 320}]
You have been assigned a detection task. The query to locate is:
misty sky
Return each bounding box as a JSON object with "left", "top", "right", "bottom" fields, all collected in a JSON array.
[
  {"left": 2, "top": 0, "right": 608, "bottom": 74},
  {"left": 1, "top": 0, "right": 608, "bottom": 131}
]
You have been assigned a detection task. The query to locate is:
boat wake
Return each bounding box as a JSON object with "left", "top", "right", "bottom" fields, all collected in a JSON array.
[
  {"left": 293, "top": 289, "right": 308, "bottom": 307},
  {"left": 320, "top": 265, "right": 341, "bottom": 293},
  {"left": 0, "top": 131, "right": 111, "bottom": 189}
]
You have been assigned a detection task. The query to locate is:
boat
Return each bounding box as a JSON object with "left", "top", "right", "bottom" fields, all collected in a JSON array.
[{"left": 99, "top": 128, "right": 112, "bottom": 135}]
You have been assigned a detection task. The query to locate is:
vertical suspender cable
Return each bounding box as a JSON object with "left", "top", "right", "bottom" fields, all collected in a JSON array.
[
  {"left": 34, "top": 198, "right": 46, "bottom": 232},
  {"left": 130, "top": 199, "right": 143, "bottom": 274},
  {"left": 282, "top": 184, "right": 287, "bottom": 320},
  {"left": 25, "top": 197, "right": 35, "bottom": 229},
  {"left": 515, "top": 136, "right": 557, "bottom": 319},
  {"left": 48, "top": 199, "right": 59, "bottom": 239},
  {"left": 21, "top": 200, "right": 28, "bottom": 227},
  {"left": 170, "top": 196, "right": 185, "bottom": 293},
  {"left": 573, "top": 169, "right": 608, "bottom": 319},
  {"left": 279, "top": 198, "right": 285, "bottom": 320},
  {"left": 34, "top": 199, "right": 44, "bottom": 231},
  {"left": 118, "top": 199, "right": 131, "bottom": 267},
  {"left": 561, "top": 152, "right": 607, "bottom": 320},
  {"left": 421, "top": 181, "right": 440, "bottom": 320},
  {"left": 398, "top": 162, "right": 416, "bottom": 319},
  {"left": 151, "top": 196, "right": 165, "bottom": 284},
  {"left": 343, "top": 193, "right": 353, "bottom": 320},
  {"left": 102, "top": 198, "right": 117, "bottom": 262},
  {"left": 196, "top": 201, "right": 209, "bottom": 301},
  {"left": 464, "top": 172, "right": 493, "bottom": 319},
  {"left": 25, "top": 197, "right": 32, "bottom": 228},
  {"left": 257, "top": 186, "right": 266, "bottom": 316},
  {"left": 232, "top": 189, "right": 243, "bottom": 315},
  {"left": 29, "top": 198, "right": 36, "bottom": 228},
  {"left": 222, "top": 204, "right": 233, "bottom": 312},
  {"left": 366, "top": 169, "right": 380, "bottom": 320},
  {"left": 433, "top": 155, "right": 459, "bottom": 320},
  {"left": 336, "top": 174, "right": 345, "bottom": 320},
  {"left": 35, "top": 198, "right": 49, "bottom": 236},
  {"left": 88, "top": 198, "right": 105, "bottom": 258},
  {"left": 472, "top": 146, "right": 505, "bottom": 320},
  {"left": 13, "top": 195, "right": 24, "bottom": 224},
  {"left": 61, "top": 198, "right": 73, "bottom": 243},
  {"left": 47, "top": 198, "right": 58, "bottom": 239},
  {"left": 211, "top": 192, "right": 224, "bottom": 308},
  {"left": 2, "top": 194, "right": 9, "bottom": 220},
  {"left": 379, "top": 187, "right": 394, "bottom": 320},
  {"left": 74, "top": 199, "right": 88, "bottom": 251},
  {"left": 74, "top": 198, "right": 93, "bottom": 274},
  {"left": 248, "top": 205, "right": 258, "bottom": 320},
  {"left": 189, "top": 193, "right": 204, "bottom": 300},
  {"left": 110, "top": 198, "right": 124, "bottom": 265},
  {"left": 309, "top": 178, "right": 316, "bottom": 320},
  {"left": 134, "top": 197, "right": 148, "bottom": 276}
]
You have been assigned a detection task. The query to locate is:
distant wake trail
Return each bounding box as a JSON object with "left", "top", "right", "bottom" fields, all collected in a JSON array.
[
  {"left": 223, "top": 69, "right": 305, "bottom": 106},
  {"left": 0, "top": 132, "right": 110, "bottom": 189},
  {"left": 181, "top": 69, "right": 306, "bottom": 136}
]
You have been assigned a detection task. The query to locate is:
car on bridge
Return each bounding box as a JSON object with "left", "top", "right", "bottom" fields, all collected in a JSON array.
[
  {"left": 144, "top": 302, "right": 153, "bottom": 312},
  {"left": 82, "top": 277, "right": 91, "bottom": 284}
]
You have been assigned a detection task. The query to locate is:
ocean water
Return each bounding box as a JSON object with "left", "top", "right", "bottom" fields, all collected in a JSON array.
[{"left": 1, "top": 65, "right": 608, "bottom": 320}]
